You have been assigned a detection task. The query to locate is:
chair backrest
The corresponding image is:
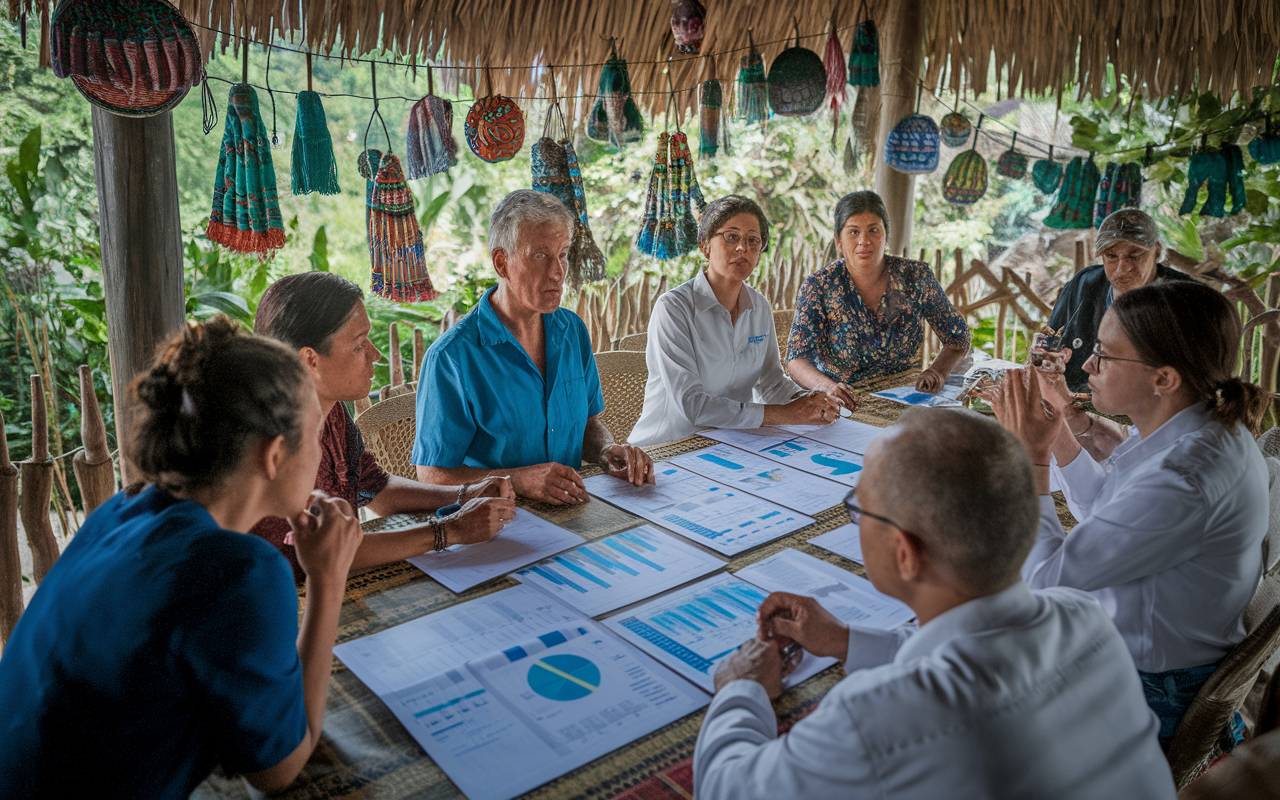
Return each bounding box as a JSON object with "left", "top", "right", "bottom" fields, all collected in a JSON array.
[
  {"left": 1167, "top": 582, "right": 1280, "bottom": 788},
  {"left": 1256, "top": 427, "right": 1280, "bottom": 573},
  {"left": 353, "top": 392, "right": 419, "bottom": 481},
  {"left": 379, "top": 380, "right": 417, "bottom": 402},
  {"left": 773, "top": 308, "right": 794, "bottom": 363},
  {"left": 616, "top": 331, "right": 648, "bottom": 352},
  {"left": 594, "top": 350, "right": 648, "bottom": 443}
]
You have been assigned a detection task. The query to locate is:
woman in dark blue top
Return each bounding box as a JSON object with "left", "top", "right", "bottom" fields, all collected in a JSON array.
[{"left": 0, "top": 316, "right": 362, "bottom": 798}]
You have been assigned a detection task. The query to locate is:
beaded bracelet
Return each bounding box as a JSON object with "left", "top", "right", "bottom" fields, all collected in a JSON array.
[
  {"left": 456, "top": 483, "right": 469, "bottom": 505},
  {"left": 433, "top": 520, "right": 448, "bottom": 551}
]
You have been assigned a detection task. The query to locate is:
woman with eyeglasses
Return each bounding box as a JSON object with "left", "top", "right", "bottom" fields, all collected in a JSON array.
[
  {"left": 989, "top": 280, "right": 1270, "bottom": 747},
  {"left": 785, "top": 191, "right": 970, "bottom": 408},
  {"left": 629, "top": 195, "right": 838, "bottom": 446}
]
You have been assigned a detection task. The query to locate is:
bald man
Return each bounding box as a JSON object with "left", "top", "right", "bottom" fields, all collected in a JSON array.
[{"left": 693, "top": 409, "right": 1175, "bottom": 799}]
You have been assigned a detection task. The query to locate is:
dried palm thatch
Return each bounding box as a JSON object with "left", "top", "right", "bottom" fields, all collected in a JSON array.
[{"left": 9, "top": 0, "right": 1279, "bottom": 128}]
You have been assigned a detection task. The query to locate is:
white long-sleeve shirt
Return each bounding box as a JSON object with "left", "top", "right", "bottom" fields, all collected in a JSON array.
[
  {"left": 693, "top": 582, "right": 1174, "bottom": 800},
  {"left": 1030, "top": 402, "right": 1269, "bottom": 673},
  {"left": 628, "top": 272, "right": 803, "bottom": 446}
]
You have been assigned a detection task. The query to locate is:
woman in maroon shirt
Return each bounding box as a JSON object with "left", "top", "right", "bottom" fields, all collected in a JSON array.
[{"left": 252, "top": 272, "right": 516, "bottom": 582}]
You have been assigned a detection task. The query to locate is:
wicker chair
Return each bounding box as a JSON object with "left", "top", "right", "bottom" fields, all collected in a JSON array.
[
  {"left": 594, "top": 350, "right": 648, "bottom": 443},
  {"left": 352, "top": 392, "right": 418, "bottom": 481},
  {"left": 616, "top": 332, "right": 648, "bottom": 352},
  {"left": 774, "top": 308, "right": 794, "bottom": 363},
  {"left": 1166, "top": 428, "right": 1280, "bottom": 787},
  {"left": 379, "top": 380, "right": 417, "bottom": 402}
]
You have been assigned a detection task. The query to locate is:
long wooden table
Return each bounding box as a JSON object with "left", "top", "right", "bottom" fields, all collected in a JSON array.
[{"left": 193, "top": 369, "right": 1077, "bottom": 800}]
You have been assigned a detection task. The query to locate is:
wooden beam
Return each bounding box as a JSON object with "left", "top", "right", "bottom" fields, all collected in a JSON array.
[
  {"left": 91, "top": 108, "right": 186, "bottom": 483},
  {"left": 873, "top": 0, "right": 930, "bottom": 256},
  {"left": 0, "top": 407, "right": 21, "bottom": 644}
]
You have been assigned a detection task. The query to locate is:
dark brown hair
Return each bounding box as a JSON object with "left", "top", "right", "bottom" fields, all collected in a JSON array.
[
  {"left": 697, "top": 195, "right": 771, "bottom": 253},
  {"left": 833, "top": 190, "right": 890, "bottom": 243},
  {"left": 1112, "top": 281, "right": 1269, "bottom": 434},
  {"left": 255, "top": 272, "right": 364, "bottom": 355},
  {"left": 128, "top": 316, "right": 310, "bottom": 494}
]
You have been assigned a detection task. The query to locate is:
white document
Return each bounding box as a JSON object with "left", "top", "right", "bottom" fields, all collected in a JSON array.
[
  {"left": 701, "top": 425, "right": 802, "bottom": 452},
  {"left": 808, "top": 523, "right": 863, "bottom": 563},
  {"left": 870, "top": 384, "right": 965, "bottom": 408},
  {"left": 604, "top": 573, "right": 837, "bottom": 693},
  {"left": 736, "top": 549, "right": 915, "bottom": 629},
  {"left": 750, "top": 437, "right": 864, "bottom": 487},
  {"left": 583, "top": 466, "right": 814, "bottom": 556},
  {"left": 407, "top": 508, "right": 582, "bottom": 593},
  {"left": 512, "top": 525, "right": 726, "bottom": 617},
  {"left": 668, "top": 444, "right": 849, "bottom": 514},
  {"left": 779, "top": 417, "right": 887, "bottom": 455},
  {"left": 336, "top": 586, "right": 708, "bottom": 800}
]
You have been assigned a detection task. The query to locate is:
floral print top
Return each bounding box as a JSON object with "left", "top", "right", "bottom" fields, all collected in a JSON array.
[{"left": 785, "top": 255, "right": 971, "bottom": 384}]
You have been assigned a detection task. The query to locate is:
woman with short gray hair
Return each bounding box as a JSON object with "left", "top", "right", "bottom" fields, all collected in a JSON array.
[
  {"left": 786, "top": 190, "right": 970, "bottom": 406},
  {"left": 414, "top": 189, "right": 654, "bottom": 503},
  {"left": 629, "top": 195, "right": 838, "bottom": 446}
]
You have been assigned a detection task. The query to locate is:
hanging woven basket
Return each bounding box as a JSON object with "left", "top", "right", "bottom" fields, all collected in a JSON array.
[
  {"left": 883, "top": 114, "right": 940, "bottom": 174},
  {"left": 1093, "top": 161, "right": 1143, "bottom": 226},
  {"left": 1032, "top": 157, "right": 1063, "bottom": 194},
  {"left": 1248, "top": 116, "right": 1280, "bottom": 164},
  {"left": 51, "top": 0, "right": 203, "bottom": 117},
  {"left": 671, "top": 0, "right": 706, "bottom": 55},
  {"left": 1044, "top": 156, "right": 1101, "bottom": 229},
  {"left": 942, "top": 149, "right": 988, "bottom": 205},
  {"left": 768, "top": 26, "right": 827, "bottom": 117},
  {"left": 465, "top": 95, "right": 525, "bottom": 163},
  {"left": 939, "top": 112, "right": 971, "bottom": 147}
]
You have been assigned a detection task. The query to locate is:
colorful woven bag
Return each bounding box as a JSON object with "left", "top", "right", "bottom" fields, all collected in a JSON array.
[
  {"left": 465, "top": 95, "right": 525, "bottom": 163},
  {"left": 1093, "top": 161, "right": 1143, "bottom": 226},
  {"left": 846, "top": 20, "right": 879, "bottom": 87},
  {"left": 51, "top": 0, "right": 202, "bottom": 117},
  {"left": 736, "top": 32, "right": 769, "bottom": 125},
  {"left": 531, "top": 104, "right": 605, "bottom": 285},
  {"left": 939, "top": 111, "right": 971, "bottom": 147},
  {"left": 671, "top": 0, "right": 706, "bottom": 55},
  {"left": 206, "top": 84, "right": 285, "bottom": 256},
  {"left": 699, "top": 79, "right": 722, "bottom": 158},
  {"left": 768, "top": 25, "right": 827, "bottom": 117},
  {"left": 587, "top": 44, "right": 644, "bottom": 147},
  {"left": 1043, "top": 156, "right": 1101, "bottom": 229},
  {"left": 368, "top": 152, "right": 437, "bottom": 302},
  {"left": 942, "top": 148, "right": 988, "bottom": 205},
  {"left": 1249, "top": 116, "right": 1280, "bottom": 164},
  {"left": 1031, "top": 150, "right": 1063, "bottom": 194},
  {"left": 884, "top": 114, "right": 940, "bottom": 174},
  {"left": 996, "top": 133, "right": 1028, "bottom": 179},
  {"left": 407, "top": 70, "right": 458, "bottom": 178}
]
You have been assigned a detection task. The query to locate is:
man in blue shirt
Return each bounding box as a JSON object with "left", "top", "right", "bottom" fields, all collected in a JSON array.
[{"left": 414, "top": 190, "right": 654, "bottom": 504}]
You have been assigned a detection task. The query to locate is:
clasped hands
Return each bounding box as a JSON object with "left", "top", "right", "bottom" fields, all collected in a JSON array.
[
  {"left": 712, "top": 592, "right": 851, "bottom": 699},
  {"left": 505, "top": 445, "right": 654, "bottom": 506}
]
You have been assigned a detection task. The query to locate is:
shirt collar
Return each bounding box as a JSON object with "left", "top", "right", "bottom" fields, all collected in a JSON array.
[
  {"left": 1114, "top": 400, "right": 1211, "bottom": 462},
  {"left": 894, "top": 581, "right": 1038, "bottom": 665},
  {"left": 475, "top": 284, "right": 566, "bottom": 347},
  {"left": 693, "top": 270, "right": 754, "bottom": 315}
]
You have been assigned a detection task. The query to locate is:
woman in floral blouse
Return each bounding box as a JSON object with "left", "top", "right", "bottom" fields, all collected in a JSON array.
[{"left": 785, "top": 191, "right": 971, "bottom": 407}]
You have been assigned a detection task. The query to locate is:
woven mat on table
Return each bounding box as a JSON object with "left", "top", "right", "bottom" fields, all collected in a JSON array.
[{"left": 194, "top": 369, "right": 1074, "bottom": 799}]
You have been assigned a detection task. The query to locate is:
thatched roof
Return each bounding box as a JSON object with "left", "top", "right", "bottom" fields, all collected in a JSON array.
[{"left": 12, "top": 0, "right": 1280, "bottom": 126}]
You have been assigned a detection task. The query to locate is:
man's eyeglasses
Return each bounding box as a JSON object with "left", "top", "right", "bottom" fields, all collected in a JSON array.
[
  {"left": 1089, "top": 342, "right": 1153, "bottom": 368},
  {"left": 843, "top": 487, "right": 900, "bottom": 529},
  {"left": 713, "top": 231, "right": 764, "bottom": 251}
]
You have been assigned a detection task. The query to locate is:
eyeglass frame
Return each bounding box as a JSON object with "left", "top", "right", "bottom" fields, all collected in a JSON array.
[
  {"left": 711, "top": 230, "right": 765, "bottom": 251},
  {"left": 1088, "top": 341, "right": 1156, "bottom": 368},
  {"left": 843, "top": 487, "right": 900, "bottom": 530}
]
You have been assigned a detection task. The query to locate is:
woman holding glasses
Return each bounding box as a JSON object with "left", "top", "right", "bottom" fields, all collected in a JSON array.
[
  {"left": 629, "top": 195, "right": 838, "bottom": 446},
  {"left": 988, "top": 280, "right": 1270, "bottom": 746}
]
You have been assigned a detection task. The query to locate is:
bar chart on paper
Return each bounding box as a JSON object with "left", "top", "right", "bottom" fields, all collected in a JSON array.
[
  {"left": 605, "top": 573, "right": 837, "bottom": 692},
  {"left": 669, "top": 444, "right": 849, "bottom": 514},
  {"left": 749, "top": 438, "right": 864, "bottom": 487},
  {"left": 736, "top": 549, "right": 915, "bottom": 629},
  {"left": 583, "top": 467, "right": 814, "bottom": 556},
  {"left": 512, "top": 525, "right": 725, "bottom": 617},
  {"left": 778, "top": 417, "right": 887, "bottom": 455}
]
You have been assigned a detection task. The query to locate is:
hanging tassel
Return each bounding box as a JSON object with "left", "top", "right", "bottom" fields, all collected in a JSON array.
[
  {"left": 670, "top": 131, "right": 705, "bottom": 256},
  {"left": 823, "top": 22, "right": 847, "bottom": 148},
  {"left": 368, "top": 153, "right": 438, "bottom": 302},
  {"left": 407, "top": 68, "right": 458, "bottom": 178},
  {"left": 843, "top": 136, "right": 858, "bottom": 174},
  {"left": 699, "top": 79, "right": 721, "bottom": 158},
  {"left": 847, "top": 20, "right": 880, "bottom": 87},
  {"left": 592, "top": 41, "right": 643, "bottom": 147},
  {"left": 206, "top": 84, "right": 286, "bottom": 256},
  {"left": 736, "top": 30, "right": 769, "bottom": 125},
  {"left": 291, "top": 90, "right": 341, "bottom": 195},
  {"left": 635, "top": 133, "right": 669, "bottom": 256},
  {"left": 564, "top": 139, "right": 607, "bottom": 284}
]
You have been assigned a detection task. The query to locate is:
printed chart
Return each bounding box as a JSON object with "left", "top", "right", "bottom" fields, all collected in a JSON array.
[
  {"left": 778, "top": 417, "right": 887, "bottom": 454},
  {"left": 513, "top": 525, "right": 725, "bottom": 617},
  {"left": 584, "top": 467, "right": 813, "bottom": 556},
  {"left": 750, "top": 438, "right": 864, "bottom": 487},
  {"left": 807, "top": 523, "right": 864, "bottom": 563},
  {"left": 669, "top": 444, "right": 849, "bottom": 514},
  {"left": 736, "top": 549, "right": 915, "bottom": 630},
  {"left": 605, "top": 573, "right": 837, "bottom": 692},
  {"left": 406, "top": 508, "right": 583, "bottom": 593}
]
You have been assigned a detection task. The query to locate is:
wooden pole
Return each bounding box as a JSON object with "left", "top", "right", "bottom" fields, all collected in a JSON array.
[
  {"left": 91, "top": 108, "right": 186, "bottom": 484},
  {"left": 0, "top": 407, "right": 21, "bottom": 644},
  {"left": 1074, "top": 240, "right": 1087, "bottom": 274},
  {"left": 71, "top": 366, "right": 116, "bottom": 516},
  {"left": 873, "top": 0, "right": 930, "bottom": 256},
  {"left": 412, "top": 328, "right": 425, "bottom": 382},
  {"left": 389, "top": 322, "right": 404, "bottom": 387},
  {"left": 19, "top": 376, "right": 59, "bottom": 584}
]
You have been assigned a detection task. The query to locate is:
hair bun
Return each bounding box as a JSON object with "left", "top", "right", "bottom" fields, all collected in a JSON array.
[{"left": 133, "top": 366, "right": 185, "bottom": 413}]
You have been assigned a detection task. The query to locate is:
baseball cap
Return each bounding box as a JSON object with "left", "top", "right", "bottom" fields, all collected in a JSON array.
[{"left": 1095, "top": 208, "right": 1161, "bottom": 254}]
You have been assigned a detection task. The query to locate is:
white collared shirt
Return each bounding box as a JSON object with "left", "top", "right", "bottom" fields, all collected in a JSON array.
[
  {"left": 693, "top": 583, "right": 1174, "bottom": 800},
  {"left": 1032, "top": 402, "right": 1269, "bottom": 673},
  {"left": 629, "top": 272, "right": 803, "bottom": 446}
]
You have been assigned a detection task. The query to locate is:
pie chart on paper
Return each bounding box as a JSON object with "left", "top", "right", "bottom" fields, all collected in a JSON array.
[{"left": 527, "top": 654, "right": 601, "bottom": 701}]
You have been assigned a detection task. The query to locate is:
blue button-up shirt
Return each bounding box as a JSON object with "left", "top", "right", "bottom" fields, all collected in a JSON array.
[{"left": 412, "top": 286, "right": 604, "bottom": 470}]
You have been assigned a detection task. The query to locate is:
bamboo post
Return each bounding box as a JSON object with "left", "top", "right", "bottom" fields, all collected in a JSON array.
[
  {"left": 72, "top": 366, "right": 116, "bottom": 516},
  {"left": 389, "top": 322, "right": 404, "bottom": 387},
  {"left": 656, "top": 274, "right": 669, "bottom": 302},
  {"left": 1073, "top": 240, "right": 1086, "bottom": 274},
  {"left": 1262, "top": 275, "right": 1280, "bottom": 397},
  {"left": 0, "top": 407, "right": 21, "bottom": 644},
  {"left": 354, "top": 396, "right": 372, "bottom": 415},
  {"left": 20, "top": 375, "right": 59, "bottom": 584},
  {"left": 412, "top": 328, "right": 425, "bottom": 382},
  {"left": 638, "top": 276, "right": 652, "bottom": 328}
]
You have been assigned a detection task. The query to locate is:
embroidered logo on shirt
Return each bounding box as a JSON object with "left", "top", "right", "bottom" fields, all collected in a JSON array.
[{"left": 748, "top": 334, "right": 767, "bottom": 344}]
